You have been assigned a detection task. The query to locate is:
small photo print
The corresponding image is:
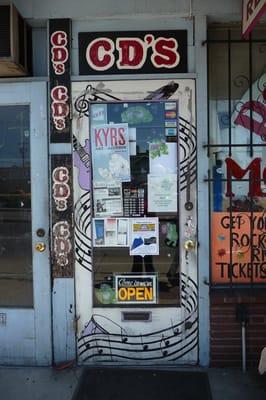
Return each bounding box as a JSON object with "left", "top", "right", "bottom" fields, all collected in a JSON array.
[
  {"left": 165, "top": 102, "right": 177, "bottom": 111},
  {"left": 165, "top": 128, "right": 177, "bottom": 137}
]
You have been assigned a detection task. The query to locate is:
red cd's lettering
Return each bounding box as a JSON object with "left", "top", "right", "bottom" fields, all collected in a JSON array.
[
  {"left": 52, "top": 166, "right": 69, "bottom": 183},
  {"left": 52, "top": 167, "right": 70, "bottom": 212},
  {"left": 51, "top": 86, "right": 68, "bottom": 102},
  {"left": 86, "top": 38, "right": 115, "bottom": 71},
  {"left": 51, "top": 31, "right": 67, "bottom": 47},
  {"left": 51, "top": 31, "right": 68, "bottom": 75},
  {"left": 52, "top": 47, "right": 68, "bottom": 63},
  {"left": 116, "top": 39, "right": 146, "bottom": 69},
  {"left": 151, "top": 38, "right": 180, "bottom": 68},
  {"left": 84, "top": 34, "right": 182, "bottom": 72},
  {"left": 54, "top": 64, "right": 65, "bottom": 74},
  {"left": 53, "top": 221, "right": 72, "bottom": 267},
  {"left": 51, "top": 86, "right": 69, "bottom": 131}
]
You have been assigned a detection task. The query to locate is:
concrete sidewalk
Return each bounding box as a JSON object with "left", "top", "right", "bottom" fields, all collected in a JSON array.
[
  {"left": 0, "top": 366, "right": 82, "bottom": 400},
  {"left": 0, "top": 366, "right": 265, "bottom": 400},
  {"left": 208, "top": 368, "right": 266, "bottom": 400}
]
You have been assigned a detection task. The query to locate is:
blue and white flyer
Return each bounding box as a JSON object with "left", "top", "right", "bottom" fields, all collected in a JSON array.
[
  {"left": 129, "top": 217, "right": 159, "bottom": 256},
  {"left": 91, "top": 123, "right": 131, "bottom": 182}
]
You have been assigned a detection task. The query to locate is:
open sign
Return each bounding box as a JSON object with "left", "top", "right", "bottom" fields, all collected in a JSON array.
[{"left": 115, "top": 275, "right": 157, "bottom": 304}]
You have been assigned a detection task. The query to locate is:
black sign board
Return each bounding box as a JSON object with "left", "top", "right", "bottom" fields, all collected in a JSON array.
[
  {"left": 79, "top": 30, "right": 187, "bottom": 75},
  {"left": 49, "top": 19, "right": 71, "bottom": 143},
  {"left": 51, "top": 154, "right": 73, "bottom": 278}
]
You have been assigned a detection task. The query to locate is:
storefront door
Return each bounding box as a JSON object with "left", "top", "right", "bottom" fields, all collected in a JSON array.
[
  {"left": 0, "top": 82, "right": 52, "bottom": 365},
  {"left": 73, "top": 79, "right": 198, "bottom": 365}
]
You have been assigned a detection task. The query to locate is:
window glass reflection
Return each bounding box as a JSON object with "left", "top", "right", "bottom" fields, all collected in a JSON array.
[{"left": 0, "top": 105, "right": 33, "bottom": 307}]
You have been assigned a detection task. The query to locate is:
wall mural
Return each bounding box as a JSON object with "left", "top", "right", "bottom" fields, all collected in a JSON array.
[
  {"left": 72, "top": 79, "right": 198, "bottom": 363},
  {"left": 78, "top": 273, "right": 197, "bottom": 362}
]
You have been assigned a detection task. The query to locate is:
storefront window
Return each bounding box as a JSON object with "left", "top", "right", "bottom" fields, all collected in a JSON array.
[
  {"left": 207, "top": 26, "right": 266, "bottom": 286},
  {"left": 90, "top": 100, "right": 180, "bottom": 306},
  {"left": 0, "top": 105, "right": 33, "bottom": 306}
]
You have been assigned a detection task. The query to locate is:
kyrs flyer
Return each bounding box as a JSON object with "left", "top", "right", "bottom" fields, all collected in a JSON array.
[{"left": 91, "top": 123, "right": 131, "bottom": 182}]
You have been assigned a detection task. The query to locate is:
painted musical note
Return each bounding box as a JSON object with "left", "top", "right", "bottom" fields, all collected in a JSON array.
[
  {"left": 121, "top": 328, "right": 128, "bottom": 343},
  {"left": 160, "top": 335, "right": 169, "bottom": 357},
  {"left": 171, "top": 319, "right": 180, "bottom": 336},
  {"left": 140, "top": 334, "right": 149, "bottom": 351},
  {"left": 108, "top": 334, "right": 113, "bottom": 361},
  {"left": 95, "top": 336, "right": 103, "bottom": 354}
]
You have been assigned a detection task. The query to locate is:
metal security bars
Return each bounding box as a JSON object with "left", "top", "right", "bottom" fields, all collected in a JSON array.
[{"left": 205, "top": 25, "right": 266, "bottom": 289}]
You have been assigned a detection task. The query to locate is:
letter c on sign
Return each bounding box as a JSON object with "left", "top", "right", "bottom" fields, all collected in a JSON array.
[{"left": 86, "top": 38, "right": 115, "bottom": 71}]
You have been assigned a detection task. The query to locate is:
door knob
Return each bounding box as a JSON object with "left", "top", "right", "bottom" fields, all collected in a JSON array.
[
  {"left": 35, "top": 242, "right": 46, "bottom": 252},
  {"left": 184, "top": 239, "right": 196, "bottom": 251}
]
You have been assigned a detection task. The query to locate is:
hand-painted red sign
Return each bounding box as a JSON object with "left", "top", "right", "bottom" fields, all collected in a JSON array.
[
  {"left": 225, "top": 158, "right": 266, "bottom": 197},
  {"left": 212, "top": 212, "right": 266, "bottom": 284},
  {"left": 79, "top": 31, "right": 187, "bottom": 75},
  {"left": 242, "top": 0, "right": 266, "bottom": 38},
  {"left": 234, "top": 100, "right": 266, "bottom": 141}
]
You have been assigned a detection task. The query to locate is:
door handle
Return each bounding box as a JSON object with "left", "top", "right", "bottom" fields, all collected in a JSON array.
[
  {"left": 184, "top": 239, "right": 196, "bottom": 251},
  {"left": 35, "top": 242, "right": 46, "bottom": 252}
]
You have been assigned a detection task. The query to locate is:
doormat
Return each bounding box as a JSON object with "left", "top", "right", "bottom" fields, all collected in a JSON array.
[{"left": 72, "top": 368, "right": 212, "bottom": 400}]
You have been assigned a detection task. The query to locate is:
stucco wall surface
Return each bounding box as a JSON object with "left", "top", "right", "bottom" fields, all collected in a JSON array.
[{"left": 0, "top": 0, "right": 241, "bottom": 19}]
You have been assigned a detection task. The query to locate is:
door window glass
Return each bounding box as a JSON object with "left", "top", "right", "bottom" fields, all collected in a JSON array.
[
  {"left": 0, "top": 105, "right": 33, "bottom": 306},
  {"left": 90, "top": 100, "right": 180, "bottom": 306}
]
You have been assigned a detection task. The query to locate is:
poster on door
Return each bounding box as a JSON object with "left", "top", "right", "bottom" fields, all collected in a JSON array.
[
  {"left": 91, "top": 123, "right": 131, "bottom": 182},
  {"left": 148, "top": 174, "right": 177, "bottom": 212},
  {"left": 93, "top": 217, "right": 129, "bottom": 247},
  {"left": 129, "top": 217, "right": 159, "bottom": 256},
  {"left": 93, "top": 181, "right": 123, "bottom": 217}
]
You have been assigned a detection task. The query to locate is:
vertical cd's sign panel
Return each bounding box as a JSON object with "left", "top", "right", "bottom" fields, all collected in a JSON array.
[
  {"left": 49, "top": 19, "right": 71, "bottom": 142},
  {"left": 51, "top": 155, "right": 73, "bottom": 278},
  {"left": 79, "top": 31, "right": 187, "bottom": 75}
]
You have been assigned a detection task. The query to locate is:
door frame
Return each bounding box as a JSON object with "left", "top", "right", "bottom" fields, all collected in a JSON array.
[
  {"left": 0, "top": 81, "right": 52, "bottom": 365},
  {"left": 72, "top": 78, "right": 198, "bottom": 365}
]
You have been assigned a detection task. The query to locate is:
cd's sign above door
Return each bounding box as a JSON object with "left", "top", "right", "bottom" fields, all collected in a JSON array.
[{"left": 79, "top": 31, "right": 187, "bottom": 75}]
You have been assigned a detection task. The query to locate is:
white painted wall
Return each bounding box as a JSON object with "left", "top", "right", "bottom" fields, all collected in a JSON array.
[{"left": 0, "top": 0, "right": 242, "bottom": 20}]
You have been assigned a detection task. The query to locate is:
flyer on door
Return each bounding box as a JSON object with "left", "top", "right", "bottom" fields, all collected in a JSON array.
[
  {"left": 129, "top": 217, "right": 159, "bottom": 256},
  {"left": 91, "top": 123, "right": 131, "bottom": 182}
]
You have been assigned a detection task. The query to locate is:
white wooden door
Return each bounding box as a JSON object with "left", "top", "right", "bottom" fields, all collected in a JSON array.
[
  {"left": 0, "top": 82, "right": 52, "bottom": 365},
  {"left": 72, "top": 79, "right": 198, "bottom": 365}
]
